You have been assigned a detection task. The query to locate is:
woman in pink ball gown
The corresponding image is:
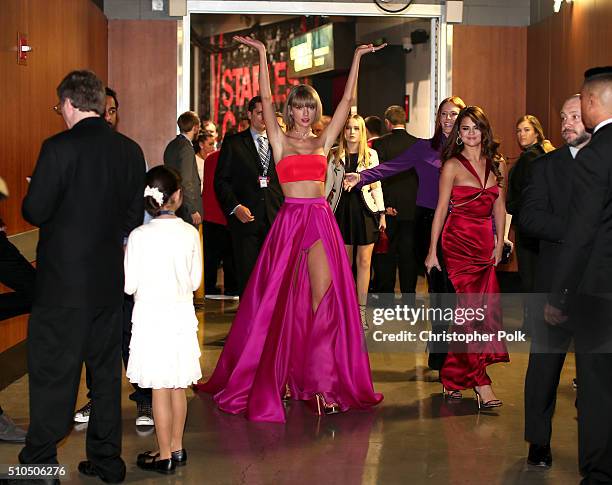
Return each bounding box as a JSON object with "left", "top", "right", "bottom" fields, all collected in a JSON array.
[{"left": 196, "top": 36, "right": 384, "bottom": 422}]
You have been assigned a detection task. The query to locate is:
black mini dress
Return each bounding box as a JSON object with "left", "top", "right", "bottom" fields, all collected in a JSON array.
[{"left": 334, "top": 153, "right": 379, "bottom": 245}]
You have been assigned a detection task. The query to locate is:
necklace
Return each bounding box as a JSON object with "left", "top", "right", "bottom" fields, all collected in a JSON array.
[
  {"left": 157, "top": 210, "right": 175, "bottom": 216},
  {"left": 291, "top": 129, "right": 312, "bottom": 139}
]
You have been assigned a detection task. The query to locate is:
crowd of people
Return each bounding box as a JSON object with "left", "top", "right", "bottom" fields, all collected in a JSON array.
[{"left": 1, "top": 34, "right": 611, "bottom": 484}]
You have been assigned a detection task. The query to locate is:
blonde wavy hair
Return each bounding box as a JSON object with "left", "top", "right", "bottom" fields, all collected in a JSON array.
[{"left": 330, "top": 114, "right": 371, "bottom": 169}]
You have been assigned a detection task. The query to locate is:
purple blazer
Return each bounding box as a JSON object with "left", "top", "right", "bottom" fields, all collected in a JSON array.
[{"left": 357, "top": 136, "right": 446, "bottom": 210}]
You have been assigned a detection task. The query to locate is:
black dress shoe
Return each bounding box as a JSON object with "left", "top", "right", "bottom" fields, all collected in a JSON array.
[
  {"left": 171, "top": 448, "right": 187, "bottom": 466},
  {"left": 78, "top": 460, "right": 125, "bottom": 483},
  {"left": 136, "top": 451, "right": 175, "bottom": 474},
  {"left": 527, "top": 443, "right": 552, "bottom": 467}
]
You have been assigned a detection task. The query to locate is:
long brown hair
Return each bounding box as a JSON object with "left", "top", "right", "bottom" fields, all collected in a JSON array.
[
  {"left": 431, "top": 96, "right": 467, "bottom": 150},
  {"left": 441, "top": 105, "right": 504, "bottom": 186},
  {"left": 515, "top": 114, "right": 545, "bottom": 145}
]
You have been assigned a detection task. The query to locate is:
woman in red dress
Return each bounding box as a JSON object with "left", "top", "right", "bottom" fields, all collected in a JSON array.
[{"left": 425, "top": 106, "right": 509, "bottom": 408}]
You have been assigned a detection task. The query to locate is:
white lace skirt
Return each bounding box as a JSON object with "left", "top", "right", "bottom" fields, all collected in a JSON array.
[{"left": 126, "top": 300, "right": 202, "bottom": 389}]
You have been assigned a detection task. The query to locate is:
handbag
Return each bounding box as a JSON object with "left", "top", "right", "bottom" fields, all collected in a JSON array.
[
  {"left": 499, "top": 242, "right": 513, "bottom": 264},
  {"left": 373, "top": 226, "right": 389, "bottom": 254}
]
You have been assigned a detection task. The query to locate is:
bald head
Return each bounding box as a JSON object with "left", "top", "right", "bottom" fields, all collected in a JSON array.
[{"left": 581, "top": 73, "right": 612, "bottom": 129}]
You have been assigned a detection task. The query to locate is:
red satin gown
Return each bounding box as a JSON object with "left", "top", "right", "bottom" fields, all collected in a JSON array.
[{"left": 440, "top": 154, "right": 509, "bottom": 391}]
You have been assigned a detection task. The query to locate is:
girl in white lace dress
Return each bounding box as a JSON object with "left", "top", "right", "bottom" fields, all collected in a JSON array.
[{"left": 124, "top": 165, "right": 202, "bottom": 474}]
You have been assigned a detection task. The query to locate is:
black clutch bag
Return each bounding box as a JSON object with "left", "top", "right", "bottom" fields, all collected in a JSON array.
[
  {"left": 426, "top": 266, "right": 455, "bottom": 294},
  {"left": 500, "top": 242, "right": 513, "bottom": 265}
]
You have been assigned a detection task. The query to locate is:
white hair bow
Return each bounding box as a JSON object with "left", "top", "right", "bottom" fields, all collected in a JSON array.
[{"left": 144, "top": 186, "right": 164, "bottom": 206}]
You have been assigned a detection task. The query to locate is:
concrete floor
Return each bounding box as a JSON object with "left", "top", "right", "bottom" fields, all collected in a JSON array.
[{"left": 0, "top": 291, "right": 582, "bottom": 484}]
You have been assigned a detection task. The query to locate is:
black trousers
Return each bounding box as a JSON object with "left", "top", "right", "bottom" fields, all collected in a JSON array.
[
  {"left": 524, "top": 317, "right": 573, "bottom": 446},
  {"left": 84, "top": 295, "right": 151, "bottom": 404},
  {"left": 415, "top": 206, "right": 434, "bottom": 277},
  {"left": 0, "top": 232, "right": 35, "bottom": 321},
  {"left": 516, "top": 231, "right": 539, "bottom": 334},
  {"left": 373, "top": 218, "right": 417, "bottom": 294},
  {"left": 572, "top": 300, "right": 612, "bottom": 484},
  {"left": 19, "top": 305, "right": 126, "bottom": 482},
  {"left": 575, "top": 351, "right": 612, "bottom": 483},
  {"left": 203, "top": 221, "right": 238, "bottom": 294},
  {"left": 229, "top": 219, "right": 270, "bottom": 295}
]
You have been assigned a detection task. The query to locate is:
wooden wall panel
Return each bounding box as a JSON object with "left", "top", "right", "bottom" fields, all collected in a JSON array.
[
  {"left": 527, "top": 0, "right": 612, "bottom": 147},
  {"left": 108, "top": 20, "right": 178, "bottom": 167},
  {"left": 0, "top": 0, "right": 107, "bottom": 236},
  {"left": 525, "top": 20, "right": 551, "bottom": 140},
  {"left": 0, "top": 0, "right": 107, "bottom": 352},
  {"left": 452, "top": 25, "right": 527, "bottom": 166}
]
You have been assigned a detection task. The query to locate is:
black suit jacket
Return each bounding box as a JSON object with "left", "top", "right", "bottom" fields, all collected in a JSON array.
[
  {"left": 214, "top": 129, "right": 283, "bottom": 233},
  {"left": 519, "top": 145, "right": 574, "bottom": 292},
  {"left": 372, "top": 128, "right": 418, "bottom": 221},
  {"left": 507, "top": 143, "right": 546, "bottom": 218},
  {"left": 22, "top": 117, "right": 146, "bottom": 308},
  {"left": 551, "top": 123, "right": 612, "bottom": 296},
  {"left": 163, "top": 135, "right": 202, "bottom": 223}
]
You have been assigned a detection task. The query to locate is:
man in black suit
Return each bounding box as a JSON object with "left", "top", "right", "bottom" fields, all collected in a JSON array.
[
  {"left": 371, "top": 105, "right": 418, "bottom": 298},
  {"left": 163, "top": 111, "right": 202, "bottom": 226},
  {"left": 214, "top": 96, "right": 283, "bottom": 294},
  {"left": 546, "top": 67, "right": 612, "bottom": 484},
  {"left": 520, "top": 94, "right": 591, "bottom": 468},
  {"left": 74, "top": 87, "right": 154, "bottom": 428},
  {"left": 18, "top": 70, "right": 145, "bottom": 483}
]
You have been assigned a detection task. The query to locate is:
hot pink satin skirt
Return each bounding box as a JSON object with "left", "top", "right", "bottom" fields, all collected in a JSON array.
[{"left": 195, "top": 197, "right": 383, "bottom": 422}]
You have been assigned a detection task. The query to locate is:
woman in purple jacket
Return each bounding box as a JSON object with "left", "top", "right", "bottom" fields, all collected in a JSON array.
[{"left": 344, "top": 96, "right": 466, "bottom": 267}]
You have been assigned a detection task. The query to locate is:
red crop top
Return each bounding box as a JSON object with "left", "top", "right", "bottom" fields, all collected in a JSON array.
[{"left": 276, "top": 154, "right": 327, "bottom": 184}]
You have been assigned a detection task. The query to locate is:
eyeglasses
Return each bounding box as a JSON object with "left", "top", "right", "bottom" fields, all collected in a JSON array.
[
  {"left": 52, "top": 103, "right": 62, "bottom": 116},
  {"left": 441, "top": 111, "right": 459, "bottom": 119}
]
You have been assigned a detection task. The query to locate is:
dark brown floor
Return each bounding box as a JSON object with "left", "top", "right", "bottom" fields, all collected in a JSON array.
[{"left": 0, "top": 292, "right": 581, "bottom": 484}]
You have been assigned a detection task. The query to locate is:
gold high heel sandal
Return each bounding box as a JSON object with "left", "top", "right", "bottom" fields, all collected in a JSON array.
[{"left": 310, "top": 393, "right": 340, "bottom": 416}]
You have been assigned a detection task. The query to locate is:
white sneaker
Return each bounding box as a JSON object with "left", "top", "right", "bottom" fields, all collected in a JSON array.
[
  {"left": 74, "top": 400, "right": 92, "bottom": 423},
  {"left": 136, "top": 402, "right": 154, "bottom": 426}
]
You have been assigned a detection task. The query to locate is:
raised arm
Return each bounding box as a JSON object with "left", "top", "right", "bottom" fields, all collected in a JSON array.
[
  {"left": 322, "top": 44, "right": 386, "bottom": 153},
  {"left": 424, "top": 161, "right": 456, "bottom": 273},
  {"left": 234, "top": 36, "right": 283, "bottom": 153}
]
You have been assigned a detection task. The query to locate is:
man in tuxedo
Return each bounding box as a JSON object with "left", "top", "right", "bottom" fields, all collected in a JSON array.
[
  {"left": 74, "top": 87, "right": 154, "bottom": 428},
  {"left": 520, "top": 94, "right": 591, "bottom": 468},
  {"left": 18, "top": 70, "right": 145, "bottom": 483},
  {"left": 371, "top": 105, "right": 418, "bottom": 298},
  {"left": 163, "top": 111, "right": 202, "bottom": 226},
  {"left": 546, "top": 67, "right": 612, "bottom": 484},
  {"left": 214, "top": 96, "right": 283, "bottom": 294}
]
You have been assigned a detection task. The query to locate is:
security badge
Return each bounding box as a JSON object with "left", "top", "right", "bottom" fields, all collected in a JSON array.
[{"left": 258, "top": 176, "right": 269, "bottom": 188}]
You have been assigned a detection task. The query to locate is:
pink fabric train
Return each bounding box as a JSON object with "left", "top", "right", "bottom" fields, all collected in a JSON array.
[{"left": 196, "top": 193, "right": 383, "bottom": 422}]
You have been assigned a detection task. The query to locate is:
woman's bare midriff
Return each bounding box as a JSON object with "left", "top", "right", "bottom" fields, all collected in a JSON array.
[{"left": 281, "top": 180, "right": 325, "bottom": 198}]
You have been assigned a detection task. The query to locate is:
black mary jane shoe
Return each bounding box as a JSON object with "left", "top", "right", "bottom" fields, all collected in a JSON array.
[
  {"left": 171, "top": 448, "right": 187, "bottom": 466},
  {"left": 136, "top": 451, "right": 176, "bottom": 474}
]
